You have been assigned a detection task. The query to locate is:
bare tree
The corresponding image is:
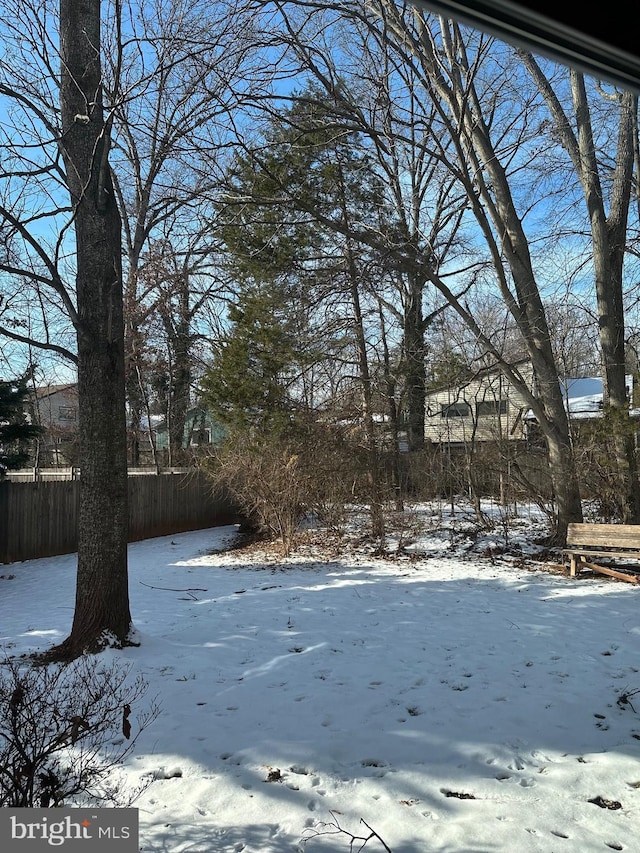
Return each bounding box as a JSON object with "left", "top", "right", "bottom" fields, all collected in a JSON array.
[
  {"left": 134, "top": 235, "right": 228, "bottom": 465},
  {"left": 376, "top": 7, "right": 584, "bottom": 539},
  {"left": 0, "top": 0, "right": 132, "bottom": 657},
  {"left": 256, "top": 0, "right": 469, "bottom": 455},
  {"left": 105, "top": 0, "right": 258, "bottom": 464},
  {"left": 250, "top": 0, "right": 583, "bottom": 539},
  {"left": 517, "top": 55, "right": 640, "bottom": 521}
]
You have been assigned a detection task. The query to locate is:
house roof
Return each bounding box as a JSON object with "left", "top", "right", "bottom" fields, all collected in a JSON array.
[
  {"left": 425, "top": 357, "right": 532, "bottom": 396},
  {"left": 525, "top": 376, "right": 637, "bottom": 420},
  {"left": 564, "top": 377, "right": 635, "bottom": 417},
  {"left": 31, "top": 383, "right": 77, "bottom": 400}
]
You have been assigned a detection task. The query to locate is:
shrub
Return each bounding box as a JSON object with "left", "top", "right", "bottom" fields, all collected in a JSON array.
[
  {"left": 0, "top": 654, "right": 159, "bottom": 807},
  {"left": 204, "top": 421, "right": 359, "bottom": 555},
  {"left": 205, "top": 431, "right": 310, "bottom": 556}
]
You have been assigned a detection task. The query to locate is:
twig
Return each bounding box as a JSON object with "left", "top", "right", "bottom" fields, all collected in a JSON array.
[
  {"left": 139, "top": 582, "right": 208, "bottom": 592},
  {"left": 301, "top": 811, "right": 393, "bottom": 851},
  {"left": 617, "top": 687, "right": 640, "bottom": 713},
  {"left": 360, "top": 819, "right": 393, "bottom": 852}
]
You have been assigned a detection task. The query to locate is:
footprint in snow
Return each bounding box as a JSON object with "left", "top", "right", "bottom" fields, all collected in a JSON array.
[{"left": 289, "top": 765, "right": 312, "bottom": 775}]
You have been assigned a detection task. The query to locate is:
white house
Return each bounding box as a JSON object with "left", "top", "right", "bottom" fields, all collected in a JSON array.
[
  {"left": 424, "top": 361, "right": 536, "bottom": 445},
  {"left": 424, "top": 363, "right": 636, "bottom": 446}
]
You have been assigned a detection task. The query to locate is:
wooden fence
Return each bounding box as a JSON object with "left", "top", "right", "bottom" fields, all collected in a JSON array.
[{"left": 0, "top": 470, "right": 239, "bottom": 564}]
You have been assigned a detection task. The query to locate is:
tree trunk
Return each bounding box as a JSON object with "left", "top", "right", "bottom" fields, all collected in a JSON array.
[
  {"left": 163, "top": 275, "right": 192, "bottom": 464},
  {"left": 350, "top": 275, "right": 385, "bottom": 540},
  {"left": 520, "top": 54, "right": 639, "bottom": 522},
  {"left": 582, "top": 87, "right": 639, "bottom": 522},
  {"left": 342, "top": 252, "right": 385, "bottom": 539},
  {"left": 50, "top": 0, "right": 132, "bottom": 658},
  {"left": 409, "top": 14, "right": 583, "bottom": 542},
  {"left": 124, "top": 269, "right": 144, "bottom": 468},
  {"left": 404, "top": 274, "right": 426, "bottom": 453},
  {"left": 543, "top": 417, "right": 584, "bottom": 544},
  {"left": 378, "top": 302, "right": 404, "bottom": 511}
]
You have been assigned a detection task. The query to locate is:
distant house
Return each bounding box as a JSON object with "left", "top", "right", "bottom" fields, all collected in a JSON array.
[
  {"left": 424, "top": 361, "right": 536, "bottom": 446},
  {"left": 424, "top": 363, "right": 637, "bottom": 447},
  {"left": 21, "top": 388, "right": 226, "bottom": 470},
  {"left": 28, "top": 383, "right": 79, "bottom": 465},
  {"left": 154, "top": 406, "right": 225, "bottom": 456}
]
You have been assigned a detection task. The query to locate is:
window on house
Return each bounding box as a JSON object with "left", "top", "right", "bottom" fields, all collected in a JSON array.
[
  {"left": 476, "top": 399, "right": 508, "bottom": 416},
  {"left": 189, "top": 428, "right": 211, "bottom": 446},
  {"left": 441, "top": 402, "right": 470, "bottom": 418},
  {"left": 58, "top": 406, "right": 77, "bottom": 421}
]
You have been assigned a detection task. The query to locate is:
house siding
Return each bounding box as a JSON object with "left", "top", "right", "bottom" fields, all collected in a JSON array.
[
  {"left": 424, "top": 363, "right": 535, "bottom": 444},
  {"left": 28, "top": 384, "right": 79, "bottom": 465}
]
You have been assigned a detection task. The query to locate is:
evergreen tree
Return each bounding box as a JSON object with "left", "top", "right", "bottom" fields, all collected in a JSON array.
[
  {"left": 0, "top": 373, "right": 41, "bottom": 475},
  {"left": 212, "top": 90, "right": 388, "bottom": 422},
  {"left": 201, "top": 280, "right": 304, "bottom": 434},
  {"left": 211, "top": 92, "right": 394, "bottom": 538}
]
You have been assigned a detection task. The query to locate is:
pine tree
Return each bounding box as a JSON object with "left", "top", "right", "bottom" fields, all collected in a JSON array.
[
  {"left": 0, "top": 373, "right": 41, "bottom": 475},
  {"left": 209, "top": 92, "right": 392, "bottom": 538},
  {"left": 201, "top": 281, "right": 303, "bottom": 435}
]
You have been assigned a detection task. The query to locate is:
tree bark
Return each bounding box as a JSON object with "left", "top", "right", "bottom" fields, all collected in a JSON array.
[
  {"left": 161, "top": 273, "right": 192, "bottom": 464},
  {"left": 410, "top": 14, "right": 583, "bottom": 541},
  {"left": 50, "top": 0, "right": 132, "bottom": 658},
  {"left": 403, "top": 273, "right": 426, "bottom": 453},
  {"left": 348, "top": 258, "right": 386, "bottom": 540},
  {"left": 520, "top": 54, "right": 640, "bottom": 522},
  {"left": 572, "top": 78, "right": 639, "bottom": 522}
]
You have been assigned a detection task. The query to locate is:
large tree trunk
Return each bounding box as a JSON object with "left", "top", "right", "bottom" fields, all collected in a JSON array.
[
  {"left": 520, "top": 55, "right": 639, "bottom": 522},
  {"left": 51, "top": 0, "right": 132, "bottom": 658},
  {"left": 532, "top": 362, "right": 584, "bottom": 543},
  {"left": 574, "top": 80, "right": 640, "bottom": 522}
]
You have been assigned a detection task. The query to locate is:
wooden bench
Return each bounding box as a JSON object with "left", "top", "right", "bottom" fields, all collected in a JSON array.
[{"left": 563, "top": 523, "right": 640, "bottom": 584}]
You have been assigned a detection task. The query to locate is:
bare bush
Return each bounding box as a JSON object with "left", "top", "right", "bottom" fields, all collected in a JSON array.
[
  {"left": 0, "top": 654, "right": 159, "bottom": 807},
  {"left": 204, "top": 423, "right": 359, "bottom": 556},
  {"left": 572, "top": 413, "right": 637, "bottom": 522},
  {"left": 205, "top": 433, "right": 309, "bottom": 556}
]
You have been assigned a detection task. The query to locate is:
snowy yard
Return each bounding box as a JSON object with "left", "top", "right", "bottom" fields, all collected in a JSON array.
[{"left": 1, "top": 503, "right": 639, "bottom": 852}]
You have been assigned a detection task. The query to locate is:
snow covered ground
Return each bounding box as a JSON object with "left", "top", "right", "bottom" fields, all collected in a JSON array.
[{"left": 2, "top": 502, "right": 640, "bottom": 852}]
